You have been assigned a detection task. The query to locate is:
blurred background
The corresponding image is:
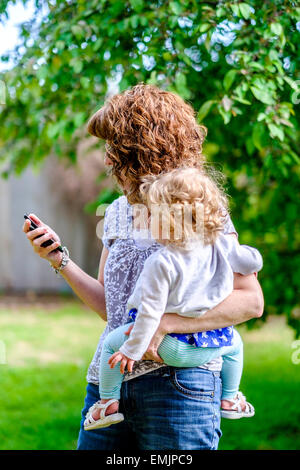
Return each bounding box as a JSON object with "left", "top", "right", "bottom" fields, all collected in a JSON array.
[{"left": 0, "top": 0, "right": 299, "bottom": 450}]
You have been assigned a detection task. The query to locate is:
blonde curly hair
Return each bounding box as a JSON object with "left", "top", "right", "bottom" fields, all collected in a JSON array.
[
  {"left": 140, "top": 168, "right": 228, "bottom": 247},
  {"left": 87, "top": 83, "right": 207, "bottom": 204}
]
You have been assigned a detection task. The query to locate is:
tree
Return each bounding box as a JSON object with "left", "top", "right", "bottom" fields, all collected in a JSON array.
[{"left": 0, "top": 0, "right": 299, "bottom": 333}]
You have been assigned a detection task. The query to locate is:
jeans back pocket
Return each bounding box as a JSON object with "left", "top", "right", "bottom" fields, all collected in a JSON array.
[{"left": 170, "top": 367, "right": 217, "bottom": 401}]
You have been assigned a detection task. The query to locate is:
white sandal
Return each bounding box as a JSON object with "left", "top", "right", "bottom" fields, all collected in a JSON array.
[
  {"left": 221, "top": 391, "right": 255, "bottom": 420},
  {"left": 85, "top": 401, "right": 102, "bottom": 419},
  {"left": 84, "top": 399, "right": 124, "bottom": 431}
]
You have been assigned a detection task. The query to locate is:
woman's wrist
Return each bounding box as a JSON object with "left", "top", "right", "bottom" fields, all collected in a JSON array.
[
  {"left": 160, "top": 313, "right": 194, "bottom": 335},
  {"left": 50, "top": 246, "right": 70, "bottom": 274},
  {"left": 49, "top": 252, "right": 63, "bottom": 270}
]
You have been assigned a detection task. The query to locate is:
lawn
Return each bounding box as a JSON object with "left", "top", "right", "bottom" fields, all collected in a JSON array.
[{"left": 0, "top": 298, "right": 299, "bottom": 450}]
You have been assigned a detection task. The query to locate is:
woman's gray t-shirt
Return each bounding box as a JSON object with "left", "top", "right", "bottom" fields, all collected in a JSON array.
[{"left": 86, "top": 195, "right": 238, "bottom": 385}]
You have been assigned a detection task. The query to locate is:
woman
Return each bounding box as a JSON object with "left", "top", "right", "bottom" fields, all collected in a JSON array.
[{"left": 23, "top": 84, "right": 264, "bottom": 450}]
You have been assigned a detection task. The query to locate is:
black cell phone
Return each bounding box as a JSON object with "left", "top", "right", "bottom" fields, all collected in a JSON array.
[{"left": 24, "top": 213, "right": 63, "bottom": 253}]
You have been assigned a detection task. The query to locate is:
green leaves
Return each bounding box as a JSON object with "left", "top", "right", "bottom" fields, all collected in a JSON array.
[
  {"left": 250, "top": 86, "right": 275, "bottom": 105},
  {"left": 174, "top": 72, "right": 191, "bottom": 99},
  {"left": 84, "top": 188, "right": 121, "bottom": 213},
  {"left": 239, "top": 3, "right": 252, "bottom": 20},
  {"left": 197, "top": 100, "right": 216, "bottom": 123},
  {"left": 170, "top": 1, "right": 183, "bottom": 15},
  {"left": 268, "top": 123, "right": 284, "bottom": 142},
  {"left": 223, "top": 69, "right": 237, "bottom": 91},
  {"left": 250, "top": 77, "right": 277, "bottom": 105},
  {"left": 129, "top": 0, "right": 144, "bottom": 13},
  {"left": 231, "top": 2, "right": 252, "bottom": 20},
  {"left": 270, "top": 22, "right": 283, "bottom": 36},
  {"left": 92, "top": 38, "right": 103, "bottom": 51},
  {"left": 0, "top": 0, "right": 299, "bottom": 332},
  {"left": 252, "top": 122, "right": 266, "bottom": 150},
  {"left": 199, "top": 23, "right": 211, "bottom": 33},
  {"left": 70, "top": 57, "right": 83, "bottom": 74},
  {"left": 71, "top": 24, "right": 85, "bottom": 40}
]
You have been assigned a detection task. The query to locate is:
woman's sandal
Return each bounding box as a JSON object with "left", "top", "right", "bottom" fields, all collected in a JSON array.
[
  {"left": 221, "top": 391, "right": 255, "bottom": 420},
  {"left": 84, "top": 399, "right": 124, "bottom": 431}
]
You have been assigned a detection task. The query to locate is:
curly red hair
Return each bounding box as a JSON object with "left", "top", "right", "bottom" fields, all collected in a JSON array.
[{"left": 87, "top": 84, "right": 207, "bottom": 204}]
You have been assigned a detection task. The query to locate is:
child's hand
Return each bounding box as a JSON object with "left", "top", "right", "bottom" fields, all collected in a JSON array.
[{"left": 108, "top": 351, "right": 135, "bottom": 374}]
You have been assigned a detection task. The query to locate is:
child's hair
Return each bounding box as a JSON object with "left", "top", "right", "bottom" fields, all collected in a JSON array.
[
  {"left": 87, "top": 83, "right": 207, "bottom": 204},
  {"left": 140, "top": 168, "right": 228, "bottom": 247}
]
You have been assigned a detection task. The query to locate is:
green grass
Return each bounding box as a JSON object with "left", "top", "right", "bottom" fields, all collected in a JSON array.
[
  {"left": 219, "top": 318, "right": 300, "bottom": 450},
  {"left": 0, "top": 301, "right": 299, "bottom": 450},
  {"left": 0, "top": 301, "right": 104, "bottom": 450}
]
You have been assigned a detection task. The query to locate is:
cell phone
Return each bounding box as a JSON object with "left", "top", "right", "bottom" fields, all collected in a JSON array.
[{"left": 24, "top": 213, "right": 63, "bottom": 253}]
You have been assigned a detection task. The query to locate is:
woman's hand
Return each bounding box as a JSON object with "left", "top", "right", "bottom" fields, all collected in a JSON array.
[
  {"left": 108, "top": 351, "right": 135, "bottom": 374},
  {"left": 141, "top": 326, "right": 167, "bottom": 362},
  {"left": 22, "top": 213, "right": 63, "bottom": 269}
]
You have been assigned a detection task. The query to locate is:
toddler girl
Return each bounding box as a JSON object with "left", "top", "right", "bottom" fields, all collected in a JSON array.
[{"left": 84, "top": 168, "right": 263, "bottom": 430}]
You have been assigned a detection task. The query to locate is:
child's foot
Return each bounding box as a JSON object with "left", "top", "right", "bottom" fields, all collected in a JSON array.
[
  {"left": 84, "top": 399, "right": 124, "bottom": 431},
  {"left": 91, "top": 399, "right": 119, "bottom": 421},
  {"left": 221, "top": 391, "right": 255, "bottom": 419}
]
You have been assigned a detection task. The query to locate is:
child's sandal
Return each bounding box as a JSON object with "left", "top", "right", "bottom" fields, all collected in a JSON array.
[
  {"left": 84, "top": 399, "right": 124, "bottom": 431},
  {"left": 85, "top": 401, "right": 100, "bottom": 419},
  {"left": 221, "top": 392, "right": 255, "bottom": 420}
]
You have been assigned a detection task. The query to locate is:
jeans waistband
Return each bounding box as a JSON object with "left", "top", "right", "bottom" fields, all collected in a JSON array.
[{"left": 141, "top": 366, "right": 221, "bottom": 378}]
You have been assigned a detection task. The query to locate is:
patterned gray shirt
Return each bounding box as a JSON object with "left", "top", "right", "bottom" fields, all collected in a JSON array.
[{"left": 86, "top": 195, "right": 238, "bottom": 385}]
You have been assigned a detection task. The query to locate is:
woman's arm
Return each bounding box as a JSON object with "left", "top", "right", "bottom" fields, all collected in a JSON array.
[
  {"left": 162, "top": 272, "right": 264, "bottom": 333},
  {"left": 23, "top": 213, "right": 108, "bottom": 321},
  {"left": 58, "top": 249, "right": 108, "bottom": 321},
  {"left": 142, "top": 272, "right": 264, "bottom": 362}
]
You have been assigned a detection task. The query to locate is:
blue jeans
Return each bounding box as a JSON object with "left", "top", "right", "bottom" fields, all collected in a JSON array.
[{"left": 77, "top": 367, "right": 222, "bottom": 450}]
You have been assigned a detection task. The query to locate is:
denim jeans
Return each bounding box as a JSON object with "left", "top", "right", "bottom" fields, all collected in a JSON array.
[{"left": 77, "top": 367, "right": 222, "bottom": 450}]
